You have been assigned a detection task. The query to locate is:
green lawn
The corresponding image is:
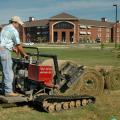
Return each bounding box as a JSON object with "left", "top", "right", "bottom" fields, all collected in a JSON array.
[{"left": 21, "top": 47, "right": 120, "bottom": 66}]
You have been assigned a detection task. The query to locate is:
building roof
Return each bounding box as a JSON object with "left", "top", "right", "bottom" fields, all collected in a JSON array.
[
  {"left": 50, "top": 12, "right": 78, "bottom": 20},
  {"left": 24, "top": 19, "right": 49, "bottom": 27},
  {"left": 23, "top": 12, "right": 114, "bottom": 28},
  {"left": 79, "top": 19, "right": 114, "bottom": 28}
]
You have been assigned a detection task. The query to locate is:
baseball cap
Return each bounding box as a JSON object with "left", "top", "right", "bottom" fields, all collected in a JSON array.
[{"left": 11, "top": 16, "right": 24, "bottom": 26}]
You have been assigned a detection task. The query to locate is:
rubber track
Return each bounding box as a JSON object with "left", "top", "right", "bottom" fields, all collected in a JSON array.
[{"left": 34, "top": 95, "right": 95, "bottom": 112}]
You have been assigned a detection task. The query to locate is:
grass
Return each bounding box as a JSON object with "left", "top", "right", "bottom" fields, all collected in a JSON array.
[
  {"left": 0, "top": 46, "right": 119, "bottom": 120},
  {"left": 0, "top": 90, "right": 120, "bottom": 120},
  {"left": 21, "top": 47, "right": 120, "bottom": 66}
]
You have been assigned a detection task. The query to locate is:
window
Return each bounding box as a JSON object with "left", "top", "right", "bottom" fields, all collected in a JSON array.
[
  {"left": 37, "top": 26, "right": 41, "bottom": 29},
  {"left": 37, "top": 32, "right": 40, "bottom": 34},
  {"left": 80, "top": 25, "right": 87, "bottom": 29},
  {"left": 87, "top": 26, "right": 91, "bottom": 29},
  {"left": 80, "top": 31, "right": 87, "bottom": 35},
  {"left": 87, "top": 32, "right": 91, "bottom": 35},
  {"left": 54, "top": 22, "right": 74, "bottom": 29}
]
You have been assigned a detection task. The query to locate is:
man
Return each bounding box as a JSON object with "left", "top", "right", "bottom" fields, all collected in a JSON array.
[{"left": 0, "top": 16, "right": 28, "bottom": 97}]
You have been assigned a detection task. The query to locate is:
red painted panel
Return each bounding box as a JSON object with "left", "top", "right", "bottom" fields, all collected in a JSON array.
[{"left": 28, "top": 64, "right": 53, "bottom": 87}]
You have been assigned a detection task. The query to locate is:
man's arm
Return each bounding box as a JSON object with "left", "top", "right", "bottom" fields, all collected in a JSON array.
[
  {"left": 16, "top": 44, "right": 28, "bottom": 58},
  {"left": 12, "top": 25, "right": 28, "bottom": 58}
]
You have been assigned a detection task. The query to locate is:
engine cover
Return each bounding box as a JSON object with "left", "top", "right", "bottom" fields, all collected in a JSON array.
[{"left": 28, "top": 64, "right": 53, "bottom": 87}]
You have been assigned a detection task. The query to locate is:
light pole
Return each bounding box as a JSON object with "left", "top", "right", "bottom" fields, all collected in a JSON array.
[{"left": 113, "top": 4, "right": 118, "bottom": 48}]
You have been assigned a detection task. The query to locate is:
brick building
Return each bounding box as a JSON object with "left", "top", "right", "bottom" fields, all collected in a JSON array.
[{"left": 1, "top": 13, "right": 120, "bottom": 44}]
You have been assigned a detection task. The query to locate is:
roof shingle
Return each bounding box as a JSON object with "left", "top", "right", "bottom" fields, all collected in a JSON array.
[
  {"left": 50, "top": 12, "right": 78, "bottom": 20},
  {"left": 24, "top": 19, "right": 49, "bottom": 27},
  {"left": 79, "top": 19, "right": 113, "bottom": 28}
]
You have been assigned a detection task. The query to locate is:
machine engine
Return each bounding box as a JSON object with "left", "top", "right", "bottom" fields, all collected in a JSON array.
[{"left": 13, "top": 59, "right": 55, "bottom": 94}]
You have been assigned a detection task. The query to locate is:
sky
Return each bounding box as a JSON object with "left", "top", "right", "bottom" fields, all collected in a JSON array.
[{"left": 0, "top": 0, "right": 120, "bottom": 24}]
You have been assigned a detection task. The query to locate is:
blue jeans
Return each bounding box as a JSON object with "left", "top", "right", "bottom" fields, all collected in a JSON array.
[{"left": 0, "top": 48, "right": 13, "bottom": 94}]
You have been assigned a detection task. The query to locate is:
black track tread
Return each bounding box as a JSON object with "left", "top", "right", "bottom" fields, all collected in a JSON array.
[{"left": 34, "top": 95, "right": 95, "bottom": 112}]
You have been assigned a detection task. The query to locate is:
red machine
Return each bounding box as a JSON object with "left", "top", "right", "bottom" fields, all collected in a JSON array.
[
  {"left": 28, "top": 64, "right": 53, "bottom": 87},
  {"left": 0, "top": 47, "right": 95, "bottom": 113}
]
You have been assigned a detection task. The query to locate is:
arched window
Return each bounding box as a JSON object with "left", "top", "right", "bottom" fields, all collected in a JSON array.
[{"left": 54, "top": 22, "right": 74, "bottom": 29}]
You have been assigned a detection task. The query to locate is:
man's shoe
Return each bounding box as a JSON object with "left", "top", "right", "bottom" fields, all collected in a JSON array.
[{"left": 5, "top": 92, "right": 20, "bottom": 97}]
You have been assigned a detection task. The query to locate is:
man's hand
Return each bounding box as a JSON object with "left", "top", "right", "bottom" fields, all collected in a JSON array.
[
  {"left": 24, "top": 54, "right": 29, "bottom": 59},
  {"left": 16, "top": 44, "right": 29, "bottom": 59}
]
